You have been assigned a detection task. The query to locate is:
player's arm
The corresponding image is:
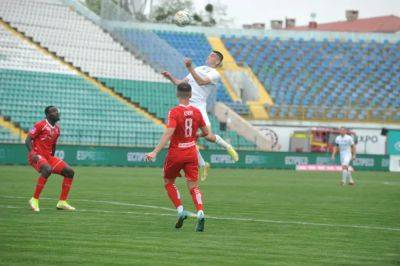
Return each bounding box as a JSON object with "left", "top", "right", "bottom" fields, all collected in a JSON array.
[
  {"left": 331, "top": 145, "right": 338, "bottom": 160},
  {"left": 351, "top": 145, "right": 356, "bottom": 160},
  {"left": 184, "top": 58, "right": 211, "bottom": 86},
  {"left": 25, "top": 135, "right": 33, "bottom": 152},
  {"left": 52, "top": 144, "right": 56, "bottom": 156},
  {"left": 25, "top": 131, "right": 40, "bottom": 162},
  {"left": 25, "top": 123, "right": 41, "bottom": 152},
  {"left": 198, "top": 126, "right": 209, "bottom": 138},
  {"left": 145, "top": 127, "right": 175, "bottom": 161},
  {"left": 161, "top": 71, "right": 187, "bottom": 85}
]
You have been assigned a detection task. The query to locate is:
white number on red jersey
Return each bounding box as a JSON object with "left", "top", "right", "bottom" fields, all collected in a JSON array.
[{"left": 184, "top": 118, "right": 193, "bottom": 137}]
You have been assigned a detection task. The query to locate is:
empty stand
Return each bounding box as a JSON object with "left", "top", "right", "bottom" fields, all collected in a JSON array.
[
  {"left": 0, "top": 25, "right": 164, "bottom": 147},
  {"left": 223, "top": 36, "right": 400, "bottom": 122}
]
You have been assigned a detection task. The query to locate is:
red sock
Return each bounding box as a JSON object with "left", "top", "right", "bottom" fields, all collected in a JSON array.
[
  {"left": 60, "top": 177, "right": 73, "bottom": 201},
  {"left": 164, "top": 183, "right": 182, "bottom": 208},
  {"left": 33, "top": 176, "right": 47, "bottom": 199},
  {"left": 190, "top": 187, "right": 203, "bottom": 211}
]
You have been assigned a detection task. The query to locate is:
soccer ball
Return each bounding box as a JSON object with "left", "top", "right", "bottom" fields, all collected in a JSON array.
[{"left": 174, "top": 10, "right": 191, "bottom": 27}]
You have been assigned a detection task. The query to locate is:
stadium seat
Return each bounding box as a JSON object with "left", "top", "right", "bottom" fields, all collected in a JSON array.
[{"left": 222, "top": 35, "right": 399, "bottom": 122}]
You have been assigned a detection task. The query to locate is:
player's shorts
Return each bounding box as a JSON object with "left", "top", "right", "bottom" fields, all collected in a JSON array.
[
  {"left": 28, "top": 153, "right": 68, "bottom": 175},
  {"left": 189, "top": 102, "right": 211, "bottom": 127},
  {"left": 163, "top": 147, "right": 199, "bottom": 181},
  {"left": 340, "top": 153, "right": 352, "bottom": 166}
]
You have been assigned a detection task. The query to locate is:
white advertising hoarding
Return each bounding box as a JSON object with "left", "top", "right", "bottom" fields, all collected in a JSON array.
[{"left": 256, "top": 126, "right": 386, "bottom": 154}]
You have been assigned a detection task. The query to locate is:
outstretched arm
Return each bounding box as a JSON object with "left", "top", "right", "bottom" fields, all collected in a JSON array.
[
  {"left": 161, "top": 71, "right": 187, "bottom": 85},
  {"left": 145, "top": 127, "right": 175, "bottom": 161},
  {"left": 184, "top": 58, "right": 211, "bottom": 86}
]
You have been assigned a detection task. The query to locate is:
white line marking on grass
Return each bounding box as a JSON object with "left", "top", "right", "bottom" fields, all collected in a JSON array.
[
  {"left": 1, "top": 195, "right": 175, "bottom": 212},
  {"left": 1, "top": 195, "right": 399, "bottom": 232}
]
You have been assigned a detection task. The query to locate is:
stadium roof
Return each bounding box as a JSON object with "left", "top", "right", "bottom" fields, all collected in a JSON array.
[{"left": 290, "top": 15, "right": 400, "bottom": 33}]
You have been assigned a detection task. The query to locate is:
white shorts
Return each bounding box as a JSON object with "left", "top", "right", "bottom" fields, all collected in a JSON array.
[
  {"left": 190, "top": 102, "right": 211, "bottom": 127},
  {"left": 340, "top": 153, "right": 352, "bottom": 166}
]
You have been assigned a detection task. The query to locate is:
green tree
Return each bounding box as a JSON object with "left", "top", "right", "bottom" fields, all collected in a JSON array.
[
  {"left": 85, "top": 0, "right": 101, "bottom": 15},
  {"left": 152, "top": 0, "right": 193, "bottom": 23}
]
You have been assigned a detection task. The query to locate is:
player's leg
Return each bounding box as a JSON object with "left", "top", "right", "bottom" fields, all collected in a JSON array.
[
  {"left": 164, "top": 177, "right": 183, "bottom": 213},
  {"left": 340, "top": 154, "right": 351, "bottom": 185},
  {"left": 347, "top": 161, "right": 355, "bottom": 185},
  {"left": 184, "top": 158, "right": 205, "bottom": 232},
  {"left": 163, "top": 153, "right": 187, "bottom": 228},
  {"left": 197, "top": 147, "right": 210, "bottom": 181},
  {"left": 196, "top": 104, "right": 238, "bottom": 162},
  {"left": 341, "top": 165, "right": 348, "bottom": 185},
  {"left": 187, "top": 179, "right": 205, "bottom": 232},
  {"left": 29, "top": 155, "right": 52, "bottom": 212},
  {"left": 164, "top": 177, "right": 187, "bottom": 229},
  {"left": 51, "top": 157, "right": 76, "bottom": 210},
  {"left": 194, "top": 106, "right": 211, "bottom": 178}
]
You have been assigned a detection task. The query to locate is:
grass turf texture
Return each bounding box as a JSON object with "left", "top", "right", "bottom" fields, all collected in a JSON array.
[{"left": 0, "top": 166, "right": 399, "bottom": 265}]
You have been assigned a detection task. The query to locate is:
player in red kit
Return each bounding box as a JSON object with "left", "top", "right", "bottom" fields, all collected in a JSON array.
[
  {"left": 26, "top": 106, "right": 75, "bottom": 212},
  {"left": 146, "top": 83, "right": 209, "bottom": 232}
]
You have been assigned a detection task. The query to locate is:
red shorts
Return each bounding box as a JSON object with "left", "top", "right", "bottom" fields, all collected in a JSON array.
[
  {"left": 28, "top": 153, "right": 68, "bottom": 175},
  {"left": 163, "top": 147, "right": 199, "bottom": 181}
]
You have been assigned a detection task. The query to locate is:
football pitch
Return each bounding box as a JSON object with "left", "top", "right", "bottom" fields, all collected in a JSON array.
[{"left": 0, "top": 165, "right": 399, "bottom": 265}]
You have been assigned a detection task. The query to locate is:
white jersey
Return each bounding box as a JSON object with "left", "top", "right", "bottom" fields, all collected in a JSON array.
[
  {"left": 335, "top": 134, "right": 354, "bottom": 155},
  {"left": 186, "top": 66, "right": 220, "bottom": 106}
]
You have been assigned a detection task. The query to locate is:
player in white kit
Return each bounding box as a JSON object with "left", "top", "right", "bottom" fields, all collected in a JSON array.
[
  {"left": 162, "top": 51, "right": 239, "bottom": 179},
  {"left": 331, "top": 127, "right": 356, "bottom": 185}
]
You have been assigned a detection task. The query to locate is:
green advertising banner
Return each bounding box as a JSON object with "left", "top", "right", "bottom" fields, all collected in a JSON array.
[
  {"left": 0, "top": 144, "right": 390, "bottom": 171},
  {"left": 387, "top": 130, "right": 400, "bottom": 155}
]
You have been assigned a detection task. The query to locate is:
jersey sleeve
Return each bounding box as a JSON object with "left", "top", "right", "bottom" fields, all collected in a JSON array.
[
  {"left": 334, "top": 136, "right": 339, "bottom": 146},
  {"left": 349, "top": 136, "right": 355, "bottom": 146},
  {"left": 29, "top": 122, "right": 43, "bottom": 139},
  {"left": 167, "top": 109, "right": 178, "bottom": 128},
  {"left": 206, "top": 69, "right": 220, "bottom": 84}
]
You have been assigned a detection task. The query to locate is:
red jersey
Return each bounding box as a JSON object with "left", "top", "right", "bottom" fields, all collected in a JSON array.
[
  {"left": 29, "top": 119, "right": 60, "bottom": 159},
  {"left": 167, "top": 104, "right": 206, "bottom": 150}
]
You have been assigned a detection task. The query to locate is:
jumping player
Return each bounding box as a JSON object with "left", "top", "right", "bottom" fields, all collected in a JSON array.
[
  {"left": 162, "top": 51, "right": 239, "bottom": 180},
  {"left": 145, "top": 83, "right": 209, "bottom": 232},
  {"left": 331, "top": 127, "right": 356, "bottom": 186},
  {"left": 26, "top": 106, "right": 75, "bottom": 212}
]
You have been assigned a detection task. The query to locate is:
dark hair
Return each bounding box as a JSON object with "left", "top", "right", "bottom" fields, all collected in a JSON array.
[
  {"left": 177, "top": 82, "right": 191, "bottom": 92},
  {"left": 177, "top": 83, "right": 191, "bottom": 98},
  {"left": 213, "top": 50, "right": 224, "bottom": 63},
  {"left": 44, "top": 106, "right": 56, "bottom": 115}
]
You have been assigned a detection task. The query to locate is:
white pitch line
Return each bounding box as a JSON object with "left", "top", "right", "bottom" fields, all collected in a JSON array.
[{"left": 1, "top": 195, "right": 399, "bottom": 232}]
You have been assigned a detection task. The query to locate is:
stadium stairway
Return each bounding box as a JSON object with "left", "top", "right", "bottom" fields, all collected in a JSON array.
[
  {"left": 0, "top": 19, "right": 165, "bottom": 147},
  {"left": 222, "top": 35, "right": 400, "bottom": 122},
  {"left": 0, "top": 0, "right": 258, "bottom": 150},
  {"left": 153, "top": 30, "right": 252, "bottom": 116},
  {"left": 106, "top": 28, "right": 257, "bottom": 149},
  {"left": 0, "top": 117, "right": 26, "bottom": 142},
  {"left": 0, "top": 18, "right": 164, "bottom": 128},
  {"left": 207, "top": 37, "right": 273, "bottom": 120}
]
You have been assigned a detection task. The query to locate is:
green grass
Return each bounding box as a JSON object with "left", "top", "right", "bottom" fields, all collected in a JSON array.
[{"left": 0, "top": 166, "right": 399, "bottom": 265}]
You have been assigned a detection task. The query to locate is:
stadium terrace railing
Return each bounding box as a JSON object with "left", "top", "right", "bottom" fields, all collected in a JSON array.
[{"left": 266, "top": 105, "right": 399, "bottom": 124}]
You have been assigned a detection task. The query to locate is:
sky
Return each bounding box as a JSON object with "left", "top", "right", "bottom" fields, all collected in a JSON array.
[{"left": 193, "top": 0, "right": 400, "bottom": 28}]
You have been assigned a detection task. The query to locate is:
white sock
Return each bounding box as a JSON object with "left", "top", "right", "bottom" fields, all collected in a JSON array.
[
  {"left": 215, "top": 134, "right": 231, "bottom": 149},
  {"left": 342, "top": 170, "right": 347, "bottom": 184},
  {"left": 197, "top": 150, "right": 206, "bottom": 167},
  {"left": 177, "top": 205, "right": 184, "bottom": 215},
  {"left": 348, "top": 171, "right": 354, "bottom": 183},
  {"left": 197, "top": 210, "right": 204, "bottom": 219}
]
